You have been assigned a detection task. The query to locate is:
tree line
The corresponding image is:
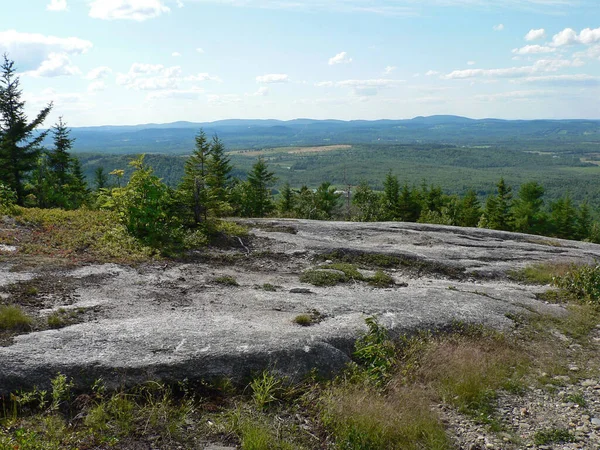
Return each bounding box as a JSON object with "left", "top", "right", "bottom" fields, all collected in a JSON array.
[{"left": 0, "top": 54, "right": 597, "bottom": 251}]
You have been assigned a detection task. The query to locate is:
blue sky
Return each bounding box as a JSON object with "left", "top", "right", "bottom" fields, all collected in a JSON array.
[{"left": 2, "top": 0, "right": 600, "bottom": 126}]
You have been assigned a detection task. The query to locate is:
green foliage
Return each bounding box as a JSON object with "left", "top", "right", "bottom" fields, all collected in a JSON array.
[
  {"left": 0, "top": 182, "right": 16, "bottom": 213},
  {"left": 368, "top": 271, "right": 395, "bottom": 288},
  {"left": 213, "top": 275, "right": 239, "bottom": 286},
  {"left": 250, "top": 371, "right": 281, "bottom": 410},
  {"left": 483, "top": 178, "right": 513, "bottom": 231},
  {"left": 293, "top": 314, "right": 313, "bottom": 326},
  {"left": 533, "top": 428, "right": 576, "bottom": 445},
  {"left": 108, "top": 155, "right": 182, "bottom": 249},
  {"left": 299, "top": 269, "right": 346, "bottom": 286},
  {"left": 553, "top": 263, "right": 600, "bottom": 304},
  {"left": 240, "top": 157, "right": 277, "bottom": 217},
  {"left": 0, "top": 305, "right": 32, "bottom": 331},
  {"left": 0, "top": 55, "right": 52, "bottom": 205},
  {"left": 49, "top": 373, "right": 73, "bottom": 412},
  {"left": 352, "top": 180, "right": 381, "bottom": 221},
  {"left": 353, "top": 317, "right": 396, "bottom": 386},
  {"left": 508, "top": 262, "right": 570, "bottom": 285}
]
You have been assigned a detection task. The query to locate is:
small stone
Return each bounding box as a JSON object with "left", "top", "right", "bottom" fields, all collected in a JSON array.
[
  {"left": 289, "top": 288, "right": 314, "bottom": 294},
  {"left": 591, "top": 418, "right": 600, "bottom": 427},
  {"left": 569, "top": 365, "right": 580, "bottom": 372},
  {"left": 582, "top": 379, "right": 596, "bottom": 387}
]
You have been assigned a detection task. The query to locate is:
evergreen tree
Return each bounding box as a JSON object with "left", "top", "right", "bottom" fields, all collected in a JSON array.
[
  {"left": 484, "top": 178, "right": 513, "bottom": 231},
  {"left": 313, "top": 182, "right": 341, "bottom": 219},
  {"left": 244, "top": 157, "right": 276, "bottom": 217},
  {"left": 511, "top": 181, "right": 546, "bottom": 235},
  {"left": 398, "top": 183, "right": 420, "bottom": 222},
  {"left": 277, "top": 182, "right": 296, "bottom": 216},
  {"left": 459, "top": 190, "right": 482, "bottom": 227},
  {"left": 206, "top": 135, "right": 232, "bottom": 207},
  {"left": 0, "top": 55, "right": 52, "bottom": 205},
  {"left": 94, "top": 167, "right": 108, "bottom": 191},
  {"left": 381, "top": 171, "right": 400, "bottom": 220},
  {"left": 550, "top": 195, "right": 578, "bottom": 240},
  {"left": 352, "top": 180, "right": 380, "bottom": 222},
  {"left": 47, "top": 117, "right": 73, "bottom": 188},
  {"left": 577, "top": 201, "right": 592, "bottom": 241},
  {"left": 67, "top": 157, "right": 89, "bottom": 208},
  {"left": 179, "top": 130, "right": 211, "bottom": 225}
]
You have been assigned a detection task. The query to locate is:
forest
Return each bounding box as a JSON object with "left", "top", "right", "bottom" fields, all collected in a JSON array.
[{"left": 1, "top": 53, "right": 600, "bottom": 253}]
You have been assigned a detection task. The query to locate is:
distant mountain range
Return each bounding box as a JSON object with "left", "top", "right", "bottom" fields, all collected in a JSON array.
[{"left": 48, "top": 116, "right": 600, "bottom": 155}]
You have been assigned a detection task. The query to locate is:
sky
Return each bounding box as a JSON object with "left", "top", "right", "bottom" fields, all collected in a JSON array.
[{"left": 2, "top": 0, "right": 600, "bottom": 126}]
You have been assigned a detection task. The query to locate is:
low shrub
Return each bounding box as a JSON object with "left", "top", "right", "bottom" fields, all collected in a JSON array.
[
  {"left": 553, "top": 263, "right": 600, "bottom": 304},
  {"left": 0, "top": 305, "right": 33, "bottom": 331}
]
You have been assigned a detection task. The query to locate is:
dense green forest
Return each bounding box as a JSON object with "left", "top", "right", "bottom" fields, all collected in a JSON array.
[
  {"left": 2, "top": 54, "right": 600, "bottom": 254},
  {"left": 77, "top": 141, "right": 600, "bottom": 209}
]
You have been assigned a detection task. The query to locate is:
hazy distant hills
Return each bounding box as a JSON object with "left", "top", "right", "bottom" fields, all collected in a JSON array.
[{"left": 51, "top": 116, "right": 600, "bottom": 155}]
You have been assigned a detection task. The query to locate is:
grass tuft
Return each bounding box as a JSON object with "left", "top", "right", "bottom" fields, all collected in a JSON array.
[
  {"left": 0, "top": 305, "right": 33, "bottom": 331},
  {"left": 213, "top": 275, "right": 239, "bottom": 286}
]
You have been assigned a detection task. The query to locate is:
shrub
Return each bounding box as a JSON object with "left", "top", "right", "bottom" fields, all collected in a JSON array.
[
  {"left": 553, "top": 263, "right": 600, "bottom": 304},
  {"left": 0, "top": 182, "right": 17, "bottom": 213},
  {"left": 300, "top": 269, "right": 346, "bottom": 286},
  {"left": 213, "top": 275, "right": 239, "bottom": 286},
  {"left": 0, "top": 305, "right": 33, "bottom": 331},
  {"left": 368, "top": 271, "right": 395, "bottom": 288},
  {"left": 293, "top": 314, "right": 312, "bottom": 326},
  {"left": 353, "top": 317, "right": 396, "bottom": 386}
]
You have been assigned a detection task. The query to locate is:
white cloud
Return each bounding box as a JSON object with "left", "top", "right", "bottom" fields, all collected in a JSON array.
[
  {"left": 0, "top": 30, "right": 92, "bottom": 73},
  {"left": 512, "top": 45, "right": 556, "bottom": 55},
  {"left": 383, "top": 65, "right": 396, "bottom": 75},
  {"left": 425, "top": 70, "right": 439, "bottom": 76},
  {"left": 85, "top": 66, "right": 112, "bottom": 80},
  {"left": 176, "top": 0, "right": 184, "bottom": 6},
  {"left": 88, "top": 81, "right": 106, "bottom": 92},
  {"left": 89, "top": 0, "right": 170, "bottom": 21},
  {"left": 467, "top": 61, "right": 476, "bottom": 66},
  {"left": 525, "top": 28, "right": 545, "bottom": 41},
  {"left": 328, "top": 51, "right": 352, "bottom": 65},
  {"left": 207, "top": 94, "right": 242, "bottom": 105},
  {"left": 147, "top": 87, "right": 204, "bottom": 100},
  {"left": 515, "top": 74, "right": 600, "bottom": 86},
  {"left": 316, "top": 78, "right": 404, "bottom": 96},
  {"left": 475, "top": 89, "right": 552, "bottom": 102},
  {"left": 256, "top": 73, "right": 289, "bottom": 83},
  {"left": 493, "top": 24, "right": 504, "bottom": 32},
  {"left": 26, "top": 53, "right": 80, "bottom": 77},
  {"left": 117, "top": 63, "right": 181, "bottom": 90},
  {"left": 47, "top": 0, "right": 67, "bottom": 11},
  {"left": 246, "top": 86, "right": 269, "bottom": 97},
  {"left": 551, "top": 27, "right": 600, "bottom": 47},
  {"left": 196, "top": 47, "right": 205, "bottom": 53},
  {"left": 443, "top": 58, "right": 576, "bottom": 80},
  {"left": 185, "top": 73, "right": 222, "bottom": 82},
  {"left": 172, "top": 52, "right": 181, "bottom": 57}
]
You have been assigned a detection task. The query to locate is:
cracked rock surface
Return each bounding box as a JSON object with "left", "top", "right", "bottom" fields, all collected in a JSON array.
[{"left": 1, "top": 219, "right": 600, "bottom": 395}]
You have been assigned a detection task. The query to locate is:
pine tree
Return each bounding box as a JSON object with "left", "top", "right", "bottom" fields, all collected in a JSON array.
[
  {"left": 206, "top": 135, "right": 232, "bottom": 205},
  {"left": 67, "top": 157, "right": 89, "bottom": 208},
  {"left": 484, "top": 178, "right": 513, "bottom": 231},
  {"left": 550, "top": 195, "right": 578, "bottom": 239},
  {"left": 179, "top": 130, "right": 211, "bottom": 225},
  {"left": 314, "top": 182, "right": 341, "bottom": 219},
  {"left": 459, "top": 190, "right": 482, "bottom": 227},
  {"left": 511, "top": 181, "right": 546, "bottom": 235},
  {"left": 277, "top": 182, "right": 295, "bottom": 215},
  {"left": 352, "top": 180, "right": 380, "bottom": 222},
  {"left": 244, "top": 157, "right": 276, "bottom": 217},
  {"left": 0, "top": 55, "right": 52, "bottom": 205},
  {"left": 94, "top": 167, "right": 108, "bottom": 191},
  {"left": 398, "top": 183, "right": 420, "bottom": 222},
  {"left": 381, "top": 171, "right": 400, "bottom": 220}
]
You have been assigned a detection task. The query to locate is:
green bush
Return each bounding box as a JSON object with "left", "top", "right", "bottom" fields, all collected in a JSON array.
[
  {"left": 0, "top": 182, "right": 16, "bottom": 213},
  {"left": 553, "top": 263, "right": 600, "bottom": 304},
  {"left": 353, "top": 317, "right": 396, "bottom": 386},
  {"left": 0, "top": 305, "right": 33, "bottom": 331}
]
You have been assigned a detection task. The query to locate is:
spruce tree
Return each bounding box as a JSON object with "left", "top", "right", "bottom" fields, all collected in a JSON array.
[
  {"left": 244, "top": 157, "right": 276, "bottom": 217},
  {"left": 277, "top": 182, "right": 295, "bottom": 215},
  {"left": 0, "top": 55, "right": 52, "bottom": 205},
  {"left": 94, "top": 167, "right": 108, "bottom": 191},
  {"left": 179, "top": 130, "right": 211, "bottom": 225}
]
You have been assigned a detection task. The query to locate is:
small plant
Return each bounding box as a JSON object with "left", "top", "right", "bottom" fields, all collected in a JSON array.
[
  {"left": 300, "top": 269, "right": 346, "bottom": 286},
  {"left": 0, "top": 305, "right": 33, "bottom": 331},
  {"left": 566, "top": 392, "right": 586, "bottom": 407},
  {"left": 261, "top": 283, "right": 277, "bottom": 292},
  {"left": 353, "top": 317, "right": 396, "bottom": 386},
  {"left": 553, "top": 263, "right": 600, "bottom": 304},
  {"left": 533, "top": 428, "right": 576, "bottom": 445},
  {"left": 50, "top": 373, "right": 74, "bottom": 411},
  {"left": 213, "top": 275, "right": 239, "bottom": 286},
  {"left": 320, "top": 263, "right": 365, "bottom": 281},
  {"left": 24, "top": 286, "right": 39, "bottom": 296},
  {"left": 293, "top": 314, "right": 312, "bottom": 326},
  {"left": 368, "top": 270, "right": 395, "bottom": 288},
  {"left": 250, "top": 371, "right": 281, "bottom": 410},
  {"left": 508, "top": 262, "right": 570, "bottom": 285},
  {"left": 47, "top": 312, "right": 66, "bottom": 329}
]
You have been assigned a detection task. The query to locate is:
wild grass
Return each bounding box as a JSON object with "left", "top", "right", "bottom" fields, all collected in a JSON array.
[
  {"left": 299, "top": 269, "right": 346, "bottom": 286},
  {"left": 368, "top": 270, "right": 395, "bottom": 287},
  {"left": 213, "top": 275, "right": 240, "bottom": 286},
  {"left": 293, "top": 314, "right": 313, "bottom": 326},
  {"left": 508, "top": 262, "right": 571, "bottom": 285},
  {"left": 0, "top": 305, "right": 33, "bottom": 331}
]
